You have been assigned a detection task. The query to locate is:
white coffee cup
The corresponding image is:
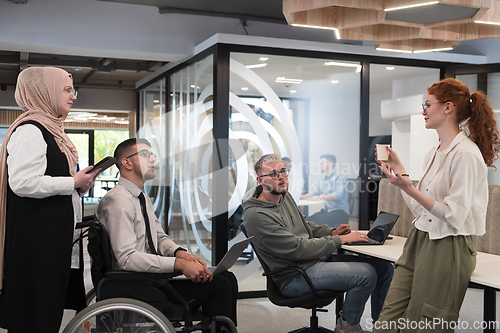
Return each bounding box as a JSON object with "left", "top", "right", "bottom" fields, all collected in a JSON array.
[{"left": 376, "top": 144, "right": 390, "bottom": 161}]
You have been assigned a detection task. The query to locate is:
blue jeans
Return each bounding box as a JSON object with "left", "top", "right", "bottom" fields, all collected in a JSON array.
[{"left": 282, "top": 254, "right": 394, "bottom": 325}]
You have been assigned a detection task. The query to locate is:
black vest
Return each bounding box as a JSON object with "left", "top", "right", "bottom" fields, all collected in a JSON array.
[{"left": 0, "top": 120, "right": 75, "bottom": 331}]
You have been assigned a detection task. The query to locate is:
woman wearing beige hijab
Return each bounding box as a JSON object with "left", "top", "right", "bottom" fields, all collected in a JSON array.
[{"left": 0, "top": 67, "right": 101, "bottom": 332}]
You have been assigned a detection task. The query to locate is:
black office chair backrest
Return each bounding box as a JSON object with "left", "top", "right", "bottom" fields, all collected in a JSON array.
[
  {"left": 87, "top": 217, "right": 114, "bottom": 290},
  {"left": 240, "top": 223, "right": 342, "bottom": 309}
]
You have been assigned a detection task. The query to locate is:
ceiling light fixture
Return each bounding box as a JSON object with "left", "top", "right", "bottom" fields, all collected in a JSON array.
[
  {"left": 324, "top": 61, "right": 359, "bottom": 68},
  {"left": 384, "top": 1, "right": 439, "bottom": 12},
  {"left": 275, "top": 77, "right": 303, "bottom": 84},
  {"left": 241, "top": 87, "right": 249, "bottom": 91},
  {"left": 291, "top": 23, "right": 337, "bottom": 31},
  {"left": 324, "top": 61, "right": 362, "bottom": 73},
  {"left": 475, "top": 21, "right": 500, "bottom": 26},
  {"left": 334, "top": 29, "right": 341, "bottom": 40},
  {"left": 330, "top": 80, "right": 339, "bottom": 84},
  {"left": 386, "top": 67, "right": 395, "bottom": 71},
  {"left": 246, "top": 63, "right": 268, "bottom": 69},
  {"left": 413, "top": 47, "right": 453, "bottom": 53},
  {"left": 375, "top": 48, "right": 413, "bottom": 54},
  {"left": 259, "top": 57, "right": 269, "bottom": 61},
  {"left": 290, "top": 90, "right": 297, "bottom": 93}
]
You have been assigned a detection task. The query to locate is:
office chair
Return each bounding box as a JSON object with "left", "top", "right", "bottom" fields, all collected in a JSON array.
[{"left": 240, "top": 224, "right": 344, "bottom": 333}]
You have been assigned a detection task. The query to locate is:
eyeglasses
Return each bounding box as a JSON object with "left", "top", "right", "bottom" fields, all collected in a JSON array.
[
  {"left": 421, "top": 102, "right": 439, "bottom": 111},
  {"left": 259, "top": 169, "right": 289, "bottom": 179},
  {"left": 126, "top": 149, "right": 157, "bottom": 160},
  {"left": 63, "top": 87, "right": 78, "bottom": 97}
]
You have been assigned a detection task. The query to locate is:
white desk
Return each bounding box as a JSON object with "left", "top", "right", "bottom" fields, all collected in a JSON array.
[
  {"left": 341, "top": 232, "right": 500, "bottom": 333},
  {"left": 298, "top": 199, "right": 325, "bottom": 216},
  {"left": 298, "top": 199, "right": 325, "bottom": 207}
]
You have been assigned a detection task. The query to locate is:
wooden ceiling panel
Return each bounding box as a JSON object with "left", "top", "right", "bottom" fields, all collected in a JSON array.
[
  {"left": 284, "top": 0, "right": 500, "bottom": 53},
  {"left": 340, "top": 24, "right": 421, "bottom": 42}
]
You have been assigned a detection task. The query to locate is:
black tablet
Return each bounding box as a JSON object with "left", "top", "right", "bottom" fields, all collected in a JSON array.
[{"left": 86, "top": 156, "right": 117, "bottom": 174}]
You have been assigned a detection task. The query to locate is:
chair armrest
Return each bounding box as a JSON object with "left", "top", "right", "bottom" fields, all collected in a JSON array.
[
  {"left": 264, "top": 266, "right": 321, "bottom": 299},
  {"left": 104, "top": 270, "right": 182, "bottom": 280}
]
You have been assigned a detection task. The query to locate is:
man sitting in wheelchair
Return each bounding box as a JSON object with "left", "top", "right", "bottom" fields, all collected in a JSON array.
[{"left": 95, "top": 138, "right": 238, "bottom": 332}]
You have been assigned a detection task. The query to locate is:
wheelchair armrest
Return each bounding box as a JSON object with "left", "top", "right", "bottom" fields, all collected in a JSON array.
[
  {"left": 104, "top": 270, "right": 182, "bottom": 280},
  {"left": 264, "top": 266, "right": 321, "bottom": 299},
  {"left": 75, "top": 215, "right": 96, "bottom": 229}
]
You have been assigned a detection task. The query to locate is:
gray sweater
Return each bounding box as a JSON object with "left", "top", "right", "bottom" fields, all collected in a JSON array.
[{"left": 241, "top": 186, "right": 342, "bottom": 292}]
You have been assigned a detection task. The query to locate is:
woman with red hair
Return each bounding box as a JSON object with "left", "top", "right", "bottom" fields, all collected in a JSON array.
[{"left": 373, "top": 78, "right": 500, "bottom": 332}]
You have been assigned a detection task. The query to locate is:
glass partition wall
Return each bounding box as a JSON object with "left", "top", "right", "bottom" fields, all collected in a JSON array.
[
  {"left": 137, "top": 44, "right": 452, "bottom": 293},
  {"left": 167, "top": 55, "right": 214, "bottom": 264}
]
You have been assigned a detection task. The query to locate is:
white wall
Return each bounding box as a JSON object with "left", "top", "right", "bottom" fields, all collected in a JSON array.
[
  {"left": 369, "top": 89, "right": 392, "bottom": 137},
  {"left": 304, "top": 73, "right": 360, "bottom": 191},
  {"left": 388, "top": 73, "right": 440, "bottom": 180},
  {"left": 72, "top": 88, "right": 134, "bottom": 112},
  {"left": 0, "top": 86, "right": 16, "bottom": 108}
]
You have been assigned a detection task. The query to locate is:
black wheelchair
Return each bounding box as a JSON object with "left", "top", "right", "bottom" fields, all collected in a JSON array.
[{"left": 62, "top": 216, "right": 237, "bottom": 333}]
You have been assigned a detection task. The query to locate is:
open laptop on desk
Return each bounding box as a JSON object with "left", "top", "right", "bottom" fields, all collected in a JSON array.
[
  {"left": 174, "top": 236, "right": 253, "bottom": 279},
  {"left": 346, "top": 211, "right": 399, "bottom": 245}
]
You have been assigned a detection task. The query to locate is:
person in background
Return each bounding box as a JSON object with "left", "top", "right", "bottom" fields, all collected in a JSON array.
[
  {"left": 0, "top": 67, "right": 100, "bottom": 332},
  {"left": 373, "top": 78, "right": 500, "bottom": 333},
  {"left": 243, "top": 154, "right": 394, "bottom": 333},
  {"left": 282, "top": 156, "right": 292, "bottom": 171},
  {"left": 301, "top": 154, "right": 350, "bottom": 228},
  {"left": 96, "top": 138, "right": 238, "bottom": 331}
]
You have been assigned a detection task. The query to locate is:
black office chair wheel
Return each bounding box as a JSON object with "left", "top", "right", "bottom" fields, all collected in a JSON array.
[{"left": 62, "top": 298, "right": 176, "bottom": 333}]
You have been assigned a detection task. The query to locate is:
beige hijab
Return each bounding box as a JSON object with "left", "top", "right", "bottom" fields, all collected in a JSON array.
[{"left": 0, "top": 67, "right": 79, "bottom": 292}]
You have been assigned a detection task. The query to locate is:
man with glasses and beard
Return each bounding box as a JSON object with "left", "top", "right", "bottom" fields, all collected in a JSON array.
[
  {"left": 242, "top": 154, "right": 393, "bottom": 333},
  {"left": 95, "top": 138, "right": 238, "bottom": 332}
]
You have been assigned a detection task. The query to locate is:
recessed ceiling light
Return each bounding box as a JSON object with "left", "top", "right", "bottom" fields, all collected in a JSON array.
[
  {"left": 246, "top": 63, "right": 267, "bottom": 69},
  {"left": 241, "top": 87, "right": 249, "bottom": 91},
  {"left": 475, "top": 21, "right": 500, "bottom": 26},
  {"left": 334, "top": 29, "right": 340, "bottom": 40},
  {"left": 275, "top": 77, "right": 303, "bottom": 84},
  {"left": 331, "top": 80, "right": 339, "bottom": 84},
  {"left": 384, "top": 1, "right": 438, "bottom": 11},
  {"left": 324, "top": 61, "right": 359, "bottom": 68},
  {"left": 386, "top": 67, "right": 395, "bottom": 71},
  {"left": 413, "top": 47, "right": 453, "bottom": 53},
  {"left": 153, "top": 99, "right": 160, "bottom": 103},
  {"left": 74, "top": 68, "right": 81, "bottom": 71},
  {"left": 376, "top": 48, "right": 413, "bottom": 54},
  {"left": 291, "top": 23, "right": 337, "bottom": 31},
  {"left": 259, "top": 57, "right": 269, "bottom": 61},
  {"left": 290, "top": 90, "right": 297, "bottom": 93}
]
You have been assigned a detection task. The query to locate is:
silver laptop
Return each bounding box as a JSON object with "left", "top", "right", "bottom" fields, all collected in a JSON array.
[
  {"left": 346, "top": 211, "right": 399, "bottom": 245},
  {"left": 174, "top": 236, "right": 253, "bottom": 279}
]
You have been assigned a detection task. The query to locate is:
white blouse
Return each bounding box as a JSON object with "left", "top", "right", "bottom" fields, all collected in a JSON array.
[
  {"left": 402, "top": 131, "right": 487, "bottom": 240},
  {"left": 7, "top": 124, "right": 83, "bottom": 267}
]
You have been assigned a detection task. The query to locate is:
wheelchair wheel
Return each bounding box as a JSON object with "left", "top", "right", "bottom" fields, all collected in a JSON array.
[{"left": 62, "top": 298, "right": 176, "bottom": 333}]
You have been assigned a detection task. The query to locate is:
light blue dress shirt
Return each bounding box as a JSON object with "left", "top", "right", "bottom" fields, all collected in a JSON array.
[{"left": 312, "top": 170, "right": 349, "bottom": 215}]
